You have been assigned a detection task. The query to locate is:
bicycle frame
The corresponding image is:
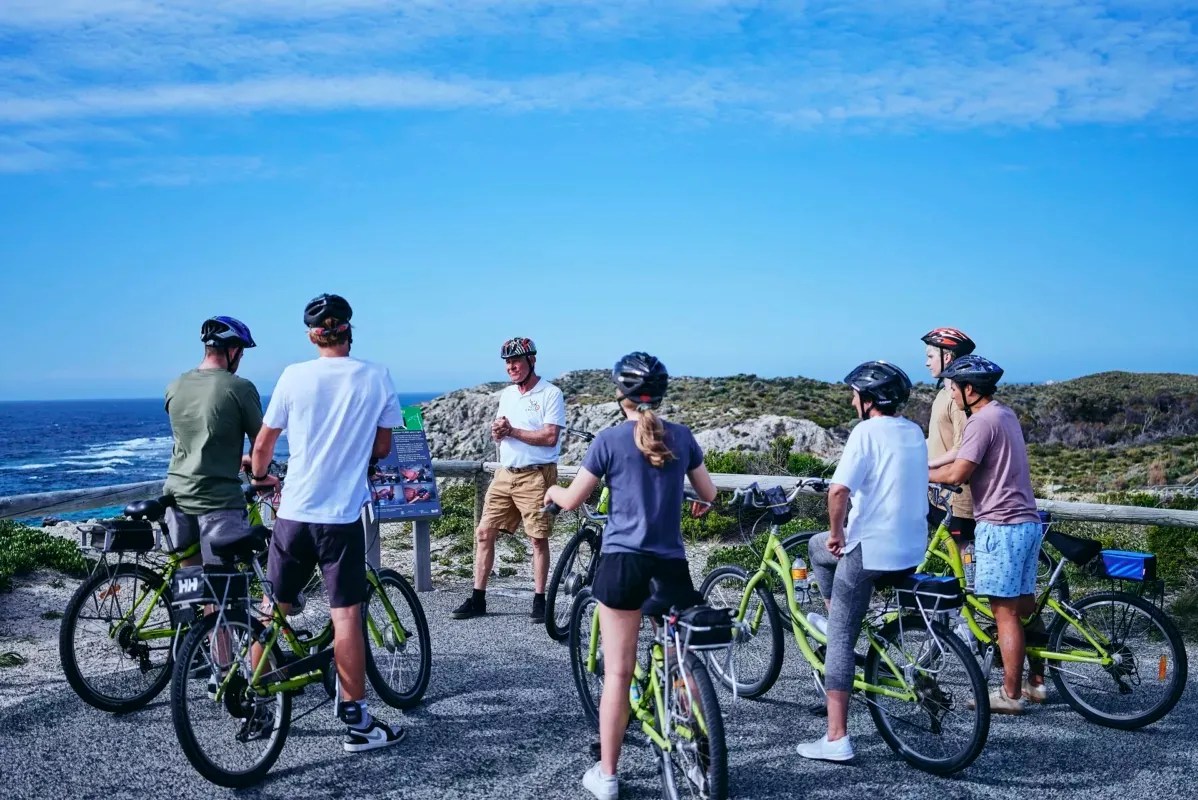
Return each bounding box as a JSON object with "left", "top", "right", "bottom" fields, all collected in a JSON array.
[
  {"left": 91, "top": 542, "right": 200, "bottom": 649},
  {"left": 918, "top": 524, "right": 1117, "bottom": 669}
]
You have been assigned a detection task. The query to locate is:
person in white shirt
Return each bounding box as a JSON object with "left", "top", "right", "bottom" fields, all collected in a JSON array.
[
  {"left": 795, "top": 361, "right": 928, "bottom": 764},
  {"left": 250, "top": 293, "right": 406, "bottom": 754},
  {"left": 452, "top": 337, "right": 567, "bottom": 622}
]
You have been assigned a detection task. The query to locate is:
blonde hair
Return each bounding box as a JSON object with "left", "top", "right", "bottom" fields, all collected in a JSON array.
[
  {"left": 634, "top": 407, "right": 675, "bottom": 468},
  {"left": 307, "top": 316, "right": 352, "bottom": 347}
]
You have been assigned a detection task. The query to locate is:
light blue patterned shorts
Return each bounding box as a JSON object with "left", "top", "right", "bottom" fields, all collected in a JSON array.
[{"left": 974, "top": 520, "right": 1044, "bottom": 598}]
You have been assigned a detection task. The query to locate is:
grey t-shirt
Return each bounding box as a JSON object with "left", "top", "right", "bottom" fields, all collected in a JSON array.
[
  {"left": 581, "top": 420, "right": 704, "bottom": 559},
  {"left": 957, "top": 401, "right": 1040, "bottom": 525}
]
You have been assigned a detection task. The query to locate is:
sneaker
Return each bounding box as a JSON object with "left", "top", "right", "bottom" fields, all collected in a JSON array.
[
  {"left": 530, "top": 595, "right": 546, "bottom": 624},
  {"left": 795, "top": 734, "right": 854, "bottom": 762},
  {"left": 582, "top": 762, "right": 618, "bottom": 800},
  {"left": 808, "top": 612, "right": 829, "bottom": 636},
  {"left": 451, "top": 595, "right": 486, "bottom": 620},
  {"left": 236, "top": 703, "right": 275, "bottom": 743},
  {"left": 207, "top": 676, "right": 219, "bottom": 701},
  {"left": 344, "top": 718, "right": 407, "bottom": 753},
  {"left": 988, "top": 686, "right": 1026, "bottom": 715},
  {"left": 1022, "top": 679, "right": 1048, "bottom": 704}
]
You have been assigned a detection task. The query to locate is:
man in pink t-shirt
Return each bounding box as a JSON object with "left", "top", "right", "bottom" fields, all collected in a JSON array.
[{"left": 929, "top": 355, "right": 1044, "bottom": 714}]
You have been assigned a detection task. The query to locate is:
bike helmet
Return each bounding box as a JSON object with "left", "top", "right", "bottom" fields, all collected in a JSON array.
[
  {"left": 200, "top": 316, "right": 256, "bottom": 348},
  {"left": 500, "top": 337, "right": 537, "bottom": 359},
  {"left": 303, "top": 293, "right": 353, "bottom": 328},
  {"left": 939, "top": 354, "right": 1004, "bottom": 394},
  {"left": 843, "top": 360, "right": 912, "bottom": 412},
  {"left": 612, "top": 352, "right": 669, "bottom": 408},
  {"left": 920, "top": 327, "right": 976, "bottom": 356}
]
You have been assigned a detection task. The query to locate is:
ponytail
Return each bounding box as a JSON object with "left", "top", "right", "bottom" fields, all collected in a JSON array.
[{"left": 634, "top": 408, "right": 675, "bottom": 468}]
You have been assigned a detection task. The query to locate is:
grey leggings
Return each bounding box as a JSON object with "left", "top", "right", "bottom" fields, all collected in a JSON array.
[{"left": 809, "top": 532, "right": 889, "bottom": 693}]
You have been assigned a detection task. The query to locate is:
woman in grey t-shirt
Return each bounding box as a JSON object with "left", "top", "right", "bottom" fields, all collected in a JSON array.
[{"left": 545, "top": 352, "right": 717, "bottom": 800}]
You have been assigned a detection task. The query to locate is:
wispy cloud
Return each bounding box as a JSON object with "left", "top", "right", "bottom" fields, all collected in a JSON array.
[{"left": 1, "top": 1, "right": 1195, "bottom": 175}]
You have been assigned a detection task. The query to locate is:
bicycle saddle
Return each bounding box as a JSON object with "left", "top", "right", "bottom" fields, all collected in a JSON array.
[
  {"left": 1045, "top": 530, "right": 1101, "bottom": 567},
  {"left": 123, "top": 494, "right": 177, "bottom": 522},
  {"left": 640, "top": 584, "right": 705, "bottom": 622}
]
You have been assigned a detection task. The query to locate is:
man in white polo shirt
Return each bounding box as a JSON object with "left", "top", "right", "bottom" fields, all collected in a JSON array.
[{"left": 452, "top": 337, "right": 567, "bottom": 622}]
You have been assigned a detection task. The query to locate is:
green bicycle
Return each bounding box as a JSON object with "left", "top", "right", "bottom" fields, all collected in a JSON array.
[
  {"left": 700, "top": 481, "right": 991, "bottom": 776},
  {"left": 169, "top": 524, "right": 431, "bottom": 787},
  {"left": 920, "top": 484, "right": 1187, "bottom": 730},
  {"left": 59, "top": 495, "right": 198, "bottom": 713},
  {"left": 568, "top": 585, "right": 733, "bottom": 800}
]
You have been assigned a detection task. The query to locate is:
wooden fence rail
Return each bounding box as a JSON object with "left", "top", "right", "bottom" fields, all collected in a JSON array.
[{"left": 4, "top": 462, "right": 1198, "bottom": 593}]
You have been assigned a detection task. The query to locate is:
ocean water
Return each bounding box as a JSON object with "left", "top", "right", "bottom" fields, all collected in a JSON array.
[{"left": 0, "top": 394, "right": 439, "bottom": 521}]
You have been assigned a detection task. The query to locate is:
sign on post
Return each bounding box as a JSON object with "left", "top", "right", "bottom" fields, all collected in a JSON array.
[{"left": 370, "top": 413, "right": 439, "bottom": 591}]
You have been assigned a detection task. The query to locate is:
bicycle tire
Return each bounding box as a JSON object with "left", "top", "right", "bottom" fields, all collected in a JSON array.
[
  {"left": 657, "top": 653, "right": 728, "bottom": 800},
  {"left": 865, "top": 617, "right": 990, "bottom": 775},
  {"left": 545, "top": 523, "right": 601, "bottom": 642},
  {"left": 568, "top": 588, "right": 603, "bottom": 729},
  {"left": 363, "top": 568, "right": 432, "bottom": 709},
  {"left": 171, "top": 610, "right": 291, "bottom": 788},
  {"left": 698, "top": 565, "right": 783, "bottom": 698},
  {"left": 59, "top": 562, "right": 178, "bottom": 713},
  {"left": 1048, "top": 591, "right": 1187, "bottom": 730}
]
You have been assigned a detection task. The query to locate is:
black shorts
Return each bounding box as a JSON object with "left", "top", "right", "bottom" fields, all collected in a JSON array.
[
  {"left": 927, "top": 502, "right": 976, "bottom": 542},
  {"left": 591, "top": 552, "right": 697, "bottom": 613},
  {"left": 267, "top": 517, "right": 367, "bottom": 609}
]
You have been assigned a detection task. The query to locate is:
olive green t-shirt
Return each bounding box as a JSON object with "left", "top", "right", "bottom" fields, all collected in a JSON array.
[{"left": 163, "top": 369, "right": 263, "bottom": 514}]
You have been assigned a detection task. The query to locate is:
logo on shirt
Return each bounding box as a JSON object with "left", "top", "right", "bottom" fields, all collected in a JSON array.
[{"left": 526, "top": 399, "right": 542, "bottom": 415}]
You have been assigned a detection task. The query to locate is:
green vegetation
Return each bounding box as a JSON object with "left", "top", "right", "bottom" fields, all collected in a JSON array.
[
  {"left": 0, "top": 652, "right": 27, "bottom": 668},
  {"left": 0, "top": 520, "right": 89, "bottom": 593}
]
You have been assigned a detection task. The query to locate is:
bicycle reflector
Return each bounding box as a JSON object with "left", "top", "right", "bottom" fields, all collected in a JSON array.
[{"left": 1160, "top": 656, "right": 1168, "bottom": 682}]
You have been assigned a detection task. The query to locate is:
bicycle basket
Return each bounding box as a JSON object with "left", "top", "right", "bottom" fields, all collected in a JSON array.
[
  {"left": 79, "top": 520, "right": 156, "bottom": 553},
  {"left": 895, "top": 574, "right": 964, "bottom": 612},
  {"left": 1091, "top": 550, "right": 1157, "bottom": 582},
  {"left": 170, "top": 565, "right": 251, "bottom": 606},
  {"left": 673, "top": 605, "right": 736, "bottom": 651}
]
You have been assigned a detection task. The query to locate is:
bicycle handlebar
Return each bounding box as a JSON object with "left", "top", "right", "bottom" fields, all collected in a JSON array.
[
  {"left": 729, "top": 478, "right": 828, "bottom": 509},
  {"left": 565, "top": 427, "right": 595, "bottom": 443}
]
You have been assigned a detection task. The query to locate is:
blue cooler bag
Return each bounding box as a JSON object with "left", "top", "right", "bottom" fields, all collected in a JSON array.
[{"left": 1096, "top": 550, "right": 1157, "bottom": 582}]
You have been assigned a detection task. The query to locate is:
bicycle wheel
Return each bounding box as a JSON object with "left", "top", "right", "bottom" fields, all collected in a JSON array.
[
  {"left": 285, "top": 565, "right": 332, "bottom": 643},
  {"left": 569, "top": 588, "right": 604, "bottom": 729},
  {"left": 1048, "top": 591, "right": 1187, "bottom": 730},
  {"left": 865, "top": 617, "right": 990, "bottom": 775},
  {"left": 363, "top": 568, "right": 432, "bottom": 709},
  {"left": 171, "top": 610, "right": 291, "bottom": 788},
  {"left": 656, "top": 653, "right": 728, "bottom": 800},
  {"left": 775, "top": 532, "right": 827, "bottom": 628},
  {"left": 545, "top": 523, "right": 601, "bottom": 642},
  {"left": 59, "top": 562, "right": 179, "bottom": 713},
  {"left": 698, "top": 566, "right": 783, "bottom": 698}
]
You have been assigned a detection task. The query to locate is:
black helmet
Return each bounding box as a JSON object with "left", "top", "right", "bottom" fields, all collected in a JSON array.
[
  {"left": 612, "top": 352, "right": 669, "bottom": 407},
  {"left": 500, "top": 337, "right": 537, "bottom": 359},
  {"left": 843, "top": 361, "right": 912, "bottom": 410},
  {"left": 940, "top": 354, "right": 1004, "bottom": 393},
  {"left": 200, "top": 316, "right": 256, "bottom": 348},
  {"left": 304, "top": 293, "right": 352, "bottom": 328}
]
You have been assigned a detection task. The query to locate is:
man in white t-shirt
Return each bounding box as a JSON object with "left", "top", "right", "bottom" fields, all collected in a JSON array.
[
  {"left": 795, "top": 361, "right": 928, "bottom": 764},
  {"left": 250, "top": 293, "right": 406, "bottom": 754},
  {"left": 452, "top": 337, "right": 567, "bottom": 622}
]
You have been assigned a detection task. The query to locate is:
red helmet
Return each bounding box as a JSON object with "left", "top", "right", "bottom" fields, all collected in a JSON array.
[{"left": 921, "top": 327, "right": 976, "bottom": 355}]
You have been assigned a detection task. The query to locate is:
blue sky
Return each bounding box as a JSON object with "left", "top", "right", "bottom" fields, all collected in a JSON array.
[{"left": 1, "top": 1, "right": 1196, "bottom": 401}]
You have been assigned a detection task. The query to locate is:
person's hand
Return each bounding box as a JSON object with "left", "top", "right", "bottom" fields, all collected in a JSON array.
[
  {"left": 240, "top": 455, "right": 254, "bottom": 475},
  {"left": 826, "top": 529, "right": 845, "bottom": 559},
  {"left": 251, "top": 474, "right": 280, "bottom": 495},
  {"left": 689, "top": 500, "right": 712, "bottom": 518},
  {"left": 543, "top": 487, "right": 559, "bottom": 507},
  {"left": 492, "top": 417, "right": 512, "bottom": 440}
]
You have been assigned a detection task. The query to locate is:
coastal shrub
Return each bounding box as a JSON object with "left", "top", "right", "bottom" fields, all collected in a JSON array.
[
  {"left": 430, "top": 482, "right": 475, "bottom": 548},
  {"left": 0, "top": 520, "right": 89, "bottom": 593}
]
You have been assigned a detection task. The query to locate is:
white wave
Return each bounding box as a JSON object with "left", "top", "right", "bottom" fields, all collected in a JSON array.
[
  {"left": 62, "top": 458, "right": 134, "bottom": 467},
  {"left": 72, "top": 436, "right": 174, "bottom": 463},
  {"left": 0, "top": 463, "right": 58, "bottom": 471},
  {"left": 67, "top": 467, "right": 119, "bottom": 475}
]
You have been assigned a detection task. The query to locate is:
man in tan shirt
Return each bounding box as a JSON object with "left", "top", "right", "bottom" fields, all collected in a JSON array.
[{"left": 922, "top": 327, "right": 977, "bottom": 541}]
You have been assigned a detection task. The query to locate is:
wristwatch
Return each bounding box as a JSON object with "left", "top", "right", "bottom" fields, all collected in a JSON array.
[{"left": 251, "top": 470, "right": 270, "bottom": 482}]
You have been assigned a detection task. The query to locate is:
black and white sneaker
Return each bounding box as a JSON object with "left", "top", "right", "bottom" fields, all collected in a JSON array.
[{"left": 343, "top": 718, "right": 407, "bottom": 753}]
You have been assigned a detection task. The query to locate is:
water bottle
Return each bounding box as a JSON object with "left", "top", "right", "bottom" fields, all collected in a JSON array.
[
  {"left": 629, "top": 680, "right": 642, "bottom": 707},
  {"left": 953, "top": 611, "right": 975, "bottom": 649},
  {"left": 808, "top": 612, "right": 829, "bottom": 637},
  {"left": 791, "top": 558, "right": 809, "bottom": 593},
  {"left": 962, "top": 543, "right": 976, "bottom": 591}
]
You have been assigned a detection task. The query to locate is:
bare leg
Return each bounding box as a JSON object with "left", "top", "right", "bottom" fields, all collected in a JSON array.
[
  {"left": 531, "top": 537, "right": 550, "bottom": 594},
  {"left": 597, "top": 604, "right": 641, "bottom": 777},
  {"left": 332, "top": 604, "right": 366, "bottom": 701},
  {"left": 991, "top": 598, "right": 1025, "bottom": 697},
  {"left": 473, "top": 526, "right": 497, "bottom": 591},
  {"left": 826, "top": 690, "right": 850, "bottom": 740},
  {"left": 1018, "top": 593, "right": 1046, "bottom": 683}
]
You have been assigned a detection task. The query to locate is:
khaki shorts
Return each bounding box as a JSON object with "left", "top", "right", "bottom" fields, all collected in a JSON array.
[{"left": 479, "top": 465, "right": 558, "bottom": 539}]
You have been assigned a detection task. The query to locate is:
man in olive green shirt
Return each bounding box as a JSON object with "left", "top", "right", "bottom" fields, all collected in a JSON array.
[{"left": 163, "top": 316, "right": 266, "bottom": 565}]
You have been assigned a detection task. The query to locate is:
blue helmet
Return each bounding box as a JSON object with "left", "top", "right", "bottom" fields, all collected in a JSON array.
[
  {"left": 939, "top": 354, "right": 1003, "bottom": 392},
  {"left": 200, "top": 316, "right": 256, "bottom": 348}
]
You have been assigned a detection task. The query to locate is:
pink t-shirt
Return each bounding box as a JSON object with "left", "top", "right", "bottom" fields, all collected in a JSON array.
[{"left": 957, "top": 401, "right": 1040, "bottom": 525}]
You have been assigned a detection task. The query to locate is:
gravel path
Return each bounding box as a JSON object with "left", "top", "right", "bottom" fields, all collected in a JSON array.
[{"left": 2, "top": 568, "right": 1196, "bottom": 800}]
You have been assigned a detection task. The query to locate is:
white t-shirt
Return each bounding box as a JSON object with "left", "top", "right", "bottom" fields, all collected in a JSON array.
[
  {"left": 496, "top": 379, "right": 567, "bottom": 468},
  {"left": 830, "top": 415, "right": 929, "bottom": 571},
  {"left": 263, "top": 356, "right": 404, "bottom": 525}
]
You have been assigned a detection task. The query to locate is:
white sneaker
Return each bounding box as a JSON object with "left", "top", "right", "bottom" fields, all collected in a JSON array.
[
  {"left": 808, "top": 613, "right": 829, "bottom": 636},
  {"left": 1022, "top": 680, "right": 1048, "bottom": 704},
  {"left": 582, "top": 762, "right": 618, "bottom": 800},
  {"left": 796, "top": 734, "right": 854, "bottom": 762}
]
